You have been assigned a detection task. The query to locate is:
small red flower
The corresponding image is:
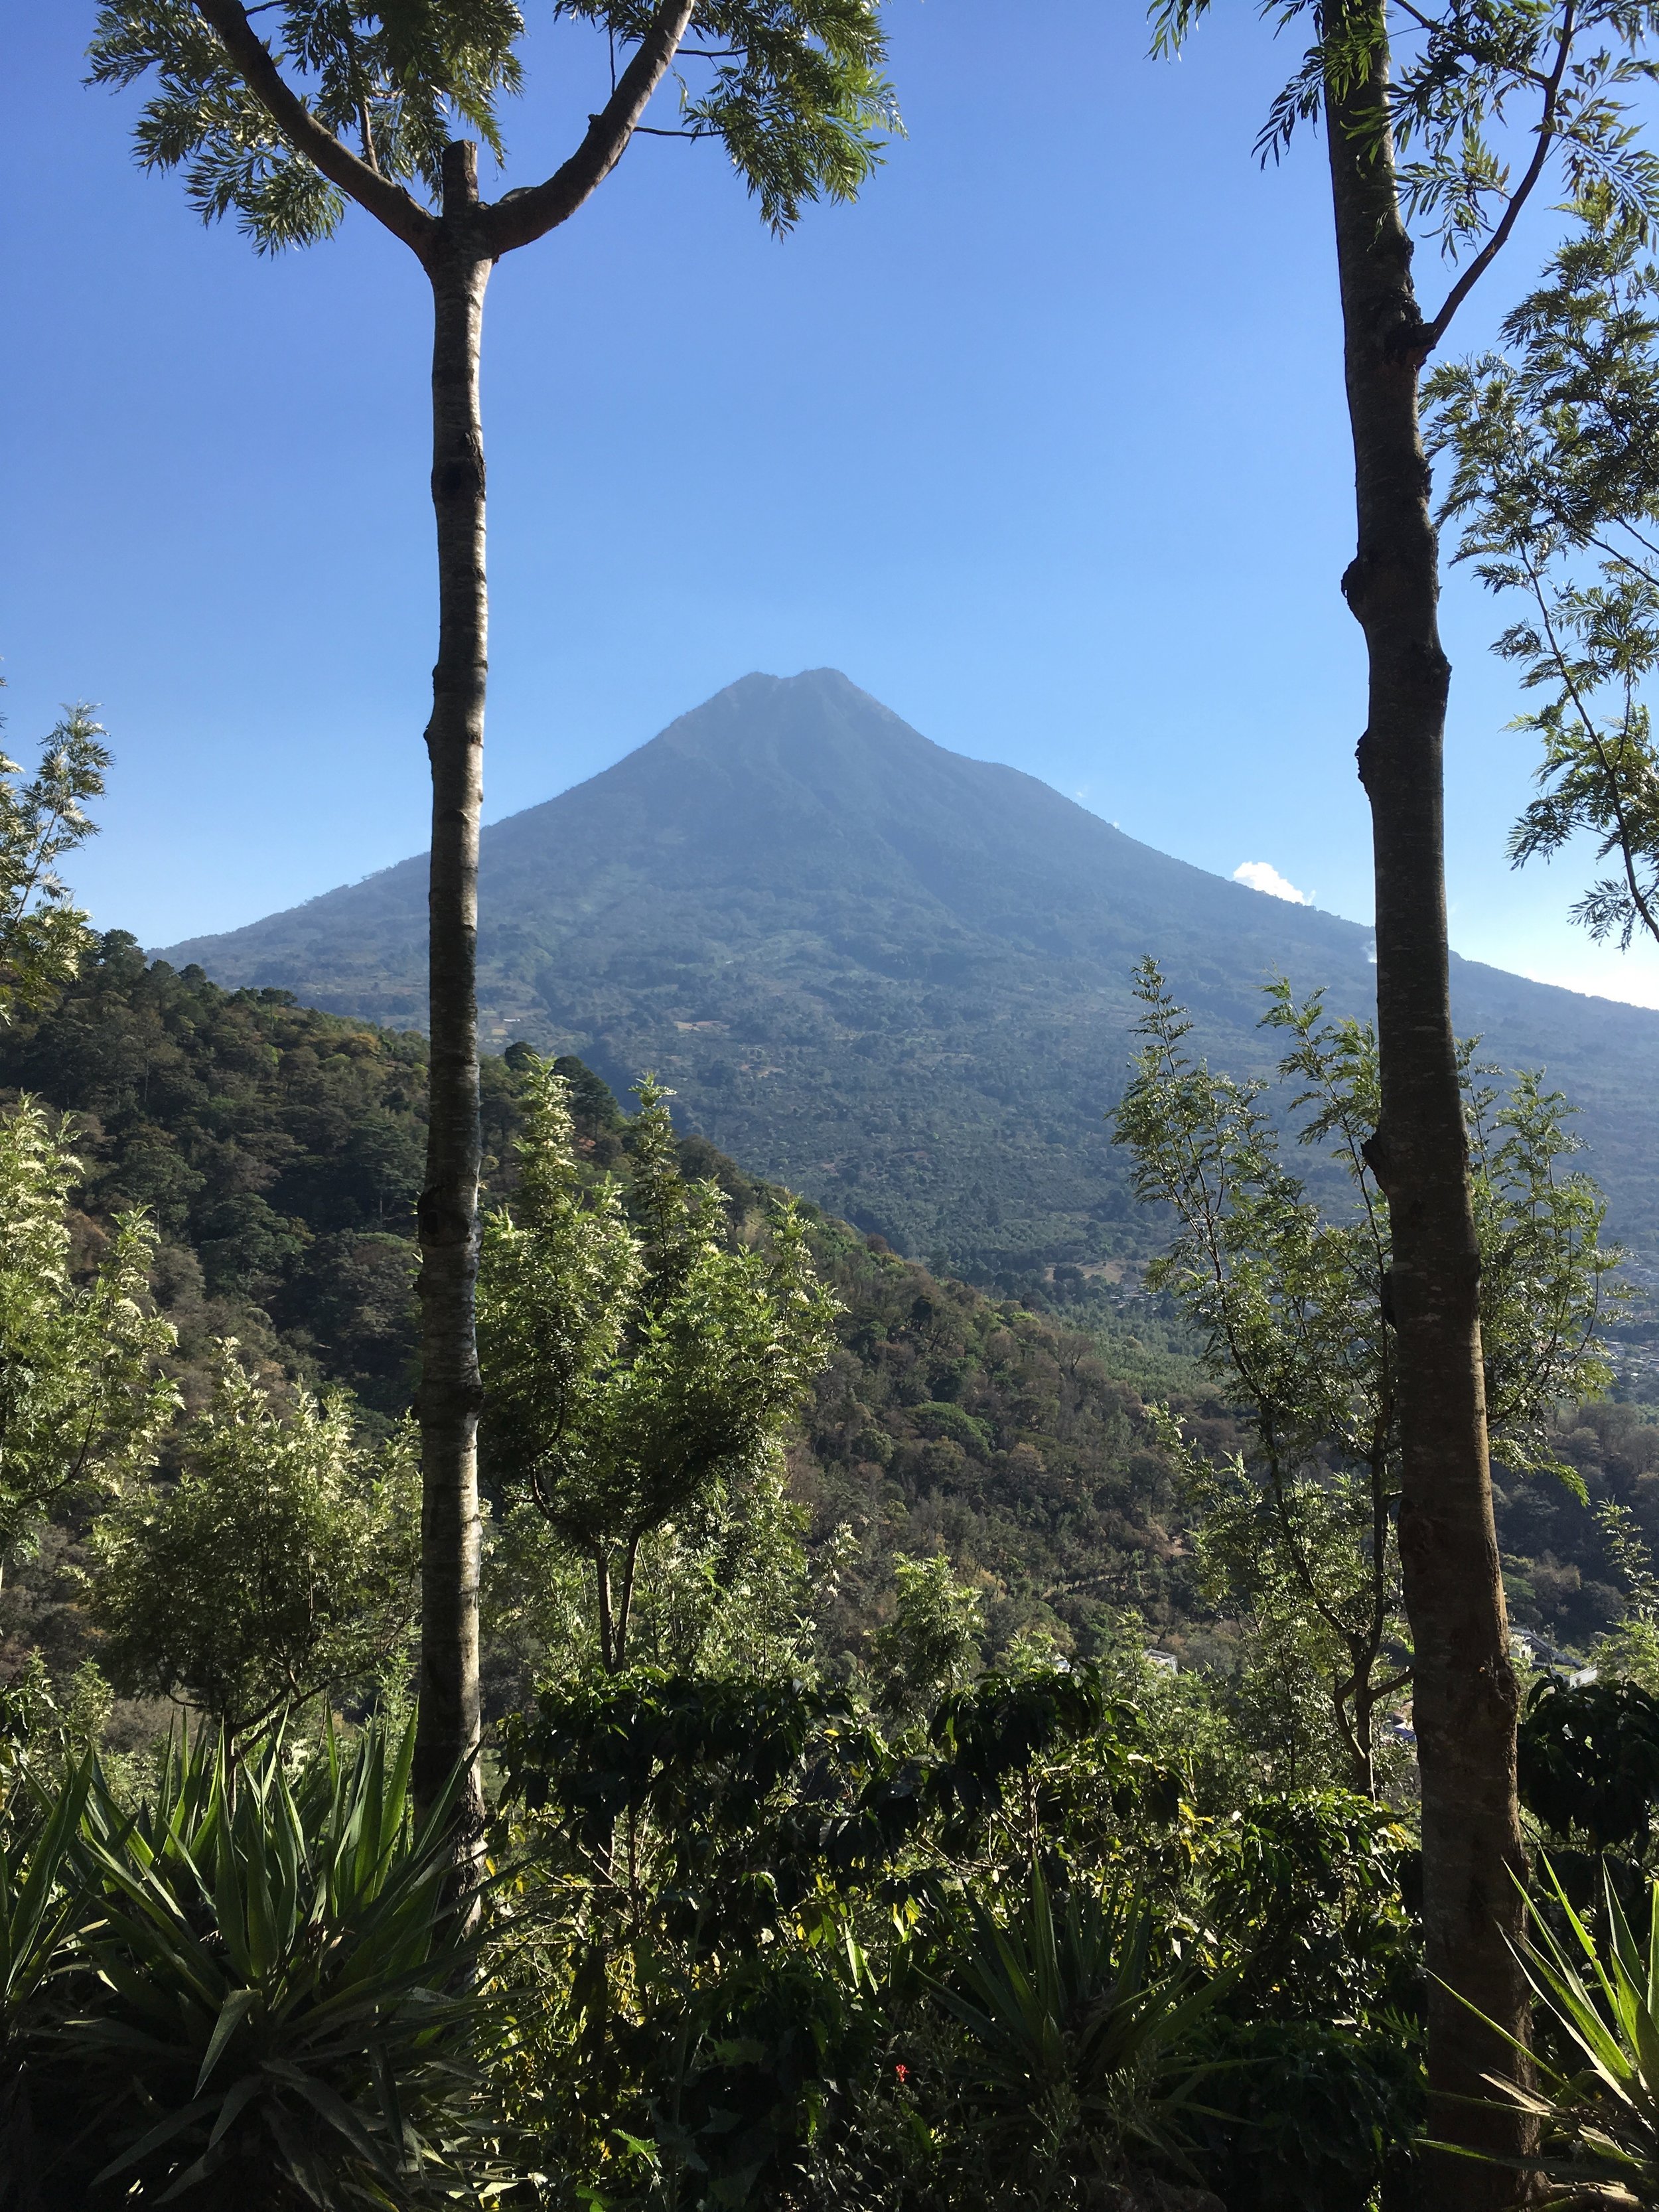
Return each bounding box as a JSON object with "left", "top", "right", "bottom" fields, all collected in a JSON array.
[{"left": 895, "top": 2063, "right": 908, "bottom": 2082}]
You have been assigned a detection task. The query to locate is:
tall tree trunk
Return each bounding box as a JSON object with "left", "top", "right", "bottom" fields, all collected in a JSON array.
[
  {"left": 1323, "top": 21, "right": 1530, "bottom": 2203},
  {"left": 595, "top": 1548, "right": 617, "bottom": 1674},
  {"left": 413, "top": 139, "right": 490, "bottom": 1852},
  {"left": 616, "top": 1531, "right": 642, "bottom": 1668},
  {"left": 1342, "top": 1657, "right": 1376, "bottom": 1800}
]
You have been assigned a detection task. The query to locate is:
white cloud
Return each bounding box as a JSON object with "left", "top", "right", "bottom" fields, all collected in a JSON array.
[
  {"left": 1233, "top": 860, "right": 1311, "bottom": 906},
  {"left": 1517, "top": 961, "right": 1659, "bottom": 1011}
]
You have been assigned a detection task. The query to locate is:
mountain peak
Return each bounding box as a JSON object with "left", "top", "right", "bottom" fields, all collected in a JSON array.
[
  {"left": 157, "top": 670, "right": 1659, "bottom": 1262},
  {"left": 632, "top": 666, "right": 934, "bottom": 782}
]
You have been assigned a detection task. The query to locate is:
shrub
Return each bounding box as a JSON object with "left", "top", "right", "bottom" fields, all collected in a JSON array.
[
  {"left": 58, "top": 1720, "right": 483, "bottom": 2208},
  {"left": 1458, "top": 1860, "right": 1659, "bottom": 2207},
  {"left": 1194, "top": 2018, "right": 1422, "bottom": 2212},
  {"left": 926, "top": 1862, "right": 1225, "bottom": 2203}
]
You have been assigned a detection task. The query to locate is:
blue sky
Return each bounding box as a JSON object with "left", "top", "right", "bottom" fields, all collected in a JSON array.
[{"left": 7, "top": 0, "right": 1658, "bottom": 1007}]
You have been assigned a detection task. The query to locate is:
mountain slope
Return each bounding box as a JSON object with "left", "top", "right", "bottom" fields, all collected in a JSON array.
[{"left": 161, "top": 668, "right": 1659, "bottom": 1270}]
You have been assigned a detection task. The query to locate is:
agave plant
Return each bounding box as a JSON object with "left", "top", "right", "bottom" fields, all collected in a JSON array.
[
  {"left": 68, "top": 1717, "right": 486, "bottom": 2209},
  {"left": 1455, "top": 1860, "right": 1659, "bottom": 2207},
  {"left": 0, "top": 1754, "right": 95, "bottom": 2209},
  {"left": 930, "top": 1862, "right": 1226, "bottom": 2195}
]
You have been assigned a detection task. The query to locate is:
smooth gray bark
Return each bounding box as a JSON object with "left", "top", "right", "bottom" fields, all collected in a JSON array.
[{"left": 413, "top": 139, "right": 490, "bottom": 1848}]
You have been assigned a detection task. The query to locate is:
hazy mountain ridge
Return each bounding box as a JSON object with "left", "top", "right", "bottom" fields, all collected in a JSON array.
[{"left": 161, "top": 669, "right": 1659, "bottom": 1272}]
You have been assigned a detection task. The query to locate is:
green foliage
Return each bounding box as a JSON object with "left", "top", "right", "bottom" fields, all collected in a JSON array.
[
  {"left": 88, "top": 0, "right": 895, "bottom": 246},
  {"left": 0, "top": 1096, "right": 176, "bottom": 1572},
  {"left": 493, "top": 1656, "right": 1156, "bottom": 2210},
  {"left": 1431, "top": 188, "right": 1659, "bottom": 956},
  {"left": 1115, "top": 961, "right": 1619, "bottom": 1792},
  {"left": 927, "top": 1663, "right": 1151, "bottom": 1840},
  {"left": 486, "top": 1461, "right": 818, "bottom": 1705},
  {"left": 1151, "top": 0, "right": 1659, "bottom": 263},
  {"left": 872, "top": 1554, "right": 984, "bottom": 1714},
  {"left": 1452, "top": 1862, "right": 1659, "bottom": 2207},
  {"left": 0, "top": 950, "right": 1200, "bottom": 1683},
  {"left": 1200, "top": 1791, "right": 1419, "bottom": 2029},
  {"left": 1490, "top": 1406, "right": 1659, "bottom": 1660},
  {"left": 90, "top": 1, "right": 524, "bottom": 246},
  {"left": 500, "top": 1659, "right": 1129, "bottom": 1903},
  {"left": 498, "top": 1669, "right": 895, "bottom": 2210},
  {"left": 66, "top": 1719, "right": 484, "bottom": 2208},
  {"left": 1473, "top": 1059, "right": 1626, "bottom": 1479},
  {"left": 1175, "top": 1799, "right": 1422, "bottom": 2211},
  {"left": 478, "top": 1060, "right": 837, "bottom": 1670},
  {"left": 0, "top": 1753, "right": 94, "bottom": 2189},
  {"left": 1594, "top": 1497, "right": 1659, "bottom": 1690},
  {"left": 786, "top": 1228, "right": 1200, "bottom": 1670},
  {"left": 0, "top": 934, "right": 433, "bottom": 1410},
  {"left": 88, "top": 1359, "right": 419, "bottom": 1734},
  {"left": 552, "top": 0, "right": 899, "bottom": 232},
  {"left": 1520, "top": 1675, "right": 1659, "bottom": 1856},
  {"left": 1194, "top": 2018, "right": 1422, "bottom": 2212},
  {"left": 0, "top": 708, "right": 109, "bottom": 1025},
  {"left": 928, "top": 1862, "right": 1224, "bottom": 2201},
  {"left": 1114, "top": 966, "right": 1411, "bottom": 1795}
]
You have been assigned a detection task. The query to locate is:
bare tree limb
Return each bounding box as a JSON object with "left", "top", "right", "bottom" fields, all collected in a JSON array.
[
  {"left": 1419, "top": 0, "right": 1575, "bottom": 355},
  {"left": 484, "top": 0, "right": 699, "bottom": 257}
]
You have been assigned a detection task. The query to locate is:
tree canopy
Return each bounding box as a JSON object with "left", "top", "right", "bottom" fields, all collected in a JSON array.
[
  {"left": 90, "top": 1359, "right": 419, "bottom": 1735},
  {"left": 88, "top": 0, "right": 899, "bottom": 244},
  {"left": 0, "top": 709, "right": 110, "bottom": 1027},
  {"left": 1116, "top": 962, "right": 1619, "bottom": 1792}
]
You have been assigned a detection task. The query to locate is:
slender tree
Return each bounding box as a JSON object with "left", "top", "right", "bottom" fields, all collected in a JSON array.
[
  {"left": 1116, "top": 963, "right": 1618, "bottom": 1800},
  {"left": 88, "top": 1, "right": 895, "bottom": 1845},
  {"left": 478, "top": 1064, "right": 835, "bottom": 1672},
  {"left": 1147, "top": 1, "right": 1659, "bottom": 2193}
]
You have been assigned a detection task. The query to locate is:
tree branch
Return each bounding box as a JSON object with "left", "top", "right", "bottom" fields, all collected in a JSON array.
[
  {"left": 1526, "top": 546, "right": 1659, "bottom": 950},
  {"left": 483, "top": 0, "right": 699, "bottom": 257},
  {"left": 1419, "top": 0, "right": 1575, "bottom": 356},
  {"left": 192, "top": 0, "right": 437, "bottom": 257}
]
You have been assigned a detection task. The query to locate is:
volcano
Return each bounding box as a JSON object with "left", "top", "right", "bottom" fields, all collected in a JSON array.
[{"left": 160, "top": 668, "right": 1659, "bottom": 1269}]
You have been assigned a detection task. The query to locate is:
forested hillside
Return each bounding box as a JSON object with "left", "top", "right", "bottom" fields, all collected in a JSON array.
[
  {"left": 1, "top": 932, "right": 1647, "bottom": 1684},
  {"left": 0, "top": 936, "right": 1217, "bottom": 1689}
]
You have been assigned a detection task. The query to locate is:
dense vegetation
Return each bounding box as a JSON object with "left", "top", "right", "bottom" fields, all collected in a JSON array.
[
  {"left": 0, "top": 932, "right": 1441, "bottom": 2208},
  {"left": 0, "top": 939, "right": 1214, "bottom": 1706},
  {"left": 5, "top": 933, "right": 1654, "bottom": 1706},
  {"left": 8, "top": 974, "right": 1652, "bottom": 2209},
  {"left": 36, "top": 0, "right": 1659, "bottom": 2200}
]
